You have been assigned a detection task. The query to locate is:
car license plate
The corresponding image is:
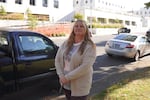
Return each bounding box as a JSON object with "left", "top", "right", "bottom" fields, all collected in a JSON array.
[{"left": 113, "top": 44, "right": 120, "bottom": 49}]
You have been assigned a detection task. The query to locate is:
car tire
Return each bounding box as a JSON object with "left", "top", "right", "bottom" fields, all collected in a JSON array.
[
  {"left": 107, "top": 53, "right": 113, "bottom": 57},
  {"left": 134, "top": 51, "right": 140, "bottom": 61},
  {"left": 0, "top": 82, "right": 4, "bottom": 97}
]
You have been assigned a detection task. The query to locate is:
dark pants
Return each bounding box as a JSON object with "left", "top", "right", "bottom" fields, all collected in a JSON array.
[{"left": 63, "top": 88, "right": 88, "bottom": 100}]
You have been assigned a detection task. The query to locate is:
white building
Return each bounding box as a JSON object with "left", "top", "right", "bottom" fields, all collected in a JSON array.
[
  {"left": 133, "top": 7, "right": 150, "bottom": 27},
  {"left": 0, "top": 0, "right": 149, "bottom": 28},
  {"left": 133, "top": 8, "right": 150, "bottom": 17},
  {"left": 73, "top": 0, "right": 145, "bottom": 28},
  {"left": 0, "top": 0, "right": 74, "bottom": 22}
]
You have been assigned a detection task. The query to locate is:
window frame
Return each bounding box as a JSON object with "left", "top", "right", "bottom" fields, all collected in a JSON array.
[
  {"left": 42, "top": 0, "right": 48, "bottom": 7},
  {"left": 15, "top": 0, "right": 22, "bottom": 4},
  {"left": 18, "top": 34, "right": 55, "bottom": 56},
  {"left": 30, "top": 0, "right": 36, "bottom": 6},
  {"left": 0, "top": 0, "right": 6, "bottom": 3},
  {"left": 54, "top": 0, "right": 59, "bottom": 8}
]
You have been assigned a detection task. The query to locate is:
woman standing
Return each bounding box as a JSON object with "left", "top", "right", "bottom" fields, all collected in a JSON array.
[{"left": 55, "top": 19, "right": 96, "bottom": 100}]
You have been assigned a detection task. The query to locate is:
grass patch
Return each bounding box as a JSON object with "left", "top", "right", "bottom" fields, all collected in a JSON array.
[{"left": 91, "top": 67, "right": 150, "bottom": 100}]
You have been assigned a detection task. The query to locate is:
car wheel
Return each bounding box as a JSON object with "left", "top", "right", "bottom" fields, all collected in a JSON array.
[
  {"left": 107, "top": 53, "right": 113, "bottom": 57},
  {"left": 0, "top": 82, "right": 4, "bottom": 96},
  {"left": 134, "top": 51, "right": 140, "bottom": 61}
]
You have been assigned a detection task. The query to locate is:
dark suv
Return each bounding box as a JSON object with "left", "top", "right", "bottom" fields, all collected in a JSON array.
[
  {"left": 118, "top": 27, "right": 131, "bottom": 34},
  {"left": 146, "top": 29, "right": 150, "bottom": 42}
]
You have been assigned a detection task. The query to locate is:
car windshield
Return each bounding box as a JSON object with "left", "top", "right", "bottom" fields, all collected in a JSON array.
[{"left": 114, "top": 34, "right": 137, "bottom": 42}]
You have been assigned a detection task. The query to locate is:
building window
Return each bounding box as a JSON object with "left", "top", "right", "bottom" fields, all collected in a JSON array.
[
  {"left": 0, "top": 0, "right": 6, "bottom": 2},
  {"left": 54, "top": 0, "right": 59, "bottom": 8},
  {"left": 42, "top": 0, "right": 48, "bottom": 7},
  {"left": 125, "top": 21, "right": 130, "bottom": 25},
  {"left": 76, "top": 0, "right": 78, "bottom": 4},
  {"left": 15, "top": 0, "right": 22, "bottom": 4},
  {"left": 30, "top": 0, "right": 36, "bottom": 6},
  {"left": 132, "top": 21, "right": 136, "bottom": 26},
  {"left": 85, "top": 0, "right": 88, "bottom": 4}
]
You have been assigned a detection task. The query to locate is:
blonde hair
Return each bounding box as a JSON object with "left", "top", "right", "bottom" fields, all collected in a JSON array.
[{"left": 66, "top": 19, "right": 95, "bottom": 55}]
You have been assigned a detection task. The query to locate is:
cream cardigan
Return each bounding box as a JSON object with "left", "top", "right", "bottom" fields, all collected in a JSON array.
[{"left": 55, "top": 41, "right": 96, "bottom": 96}]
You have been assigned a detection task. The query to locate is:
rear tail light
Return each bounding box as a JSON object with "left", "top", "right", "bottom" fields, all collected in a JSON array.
[{"left": 126, "top": 44, "right": 134, "bottom": 48}]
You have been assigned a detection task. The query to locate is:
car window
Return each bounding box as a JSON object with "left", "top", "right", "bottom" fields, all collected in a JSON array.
[
  {"left": 19, "top": 35, "right": 54, "bottom": 55},
  {"left": 114, "top": 34, "right": 137, "bottom": 42}
]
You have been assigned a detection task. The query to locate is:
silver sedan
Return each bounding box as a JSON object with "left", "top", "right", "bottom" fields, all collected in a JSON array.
[{"left": 105, "top": 33, "right": 150, "bottom": 61}]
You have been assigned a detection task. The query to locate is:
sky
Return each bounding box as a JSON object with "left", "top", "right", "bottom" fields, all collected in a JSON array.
[{"left": 111, "top": 0, "right": 150, "bottom": 10}]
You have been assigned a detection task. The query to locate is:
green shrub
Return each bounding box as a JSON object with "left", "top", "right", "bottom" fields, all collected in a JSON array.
[
  {"left": 91, "top": 23, "right": 123, "bottom": 28},
  {"left": 7, "top": 13, "right": 24, "bottom": 20},
  {"left": 0, "top": 13, "right": 24, "bottom": 20}
]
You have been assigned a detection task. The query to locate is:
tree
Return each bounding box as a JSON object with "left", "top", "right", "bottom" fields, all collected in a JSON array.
[
  {"left": 0, "top": 5, "right": 6, "bottom": 15},
  {"left": 74, "top": 13, "right": 83, "bottom": 20},
  {"left": 25, "top": 8, "right": 32, "bottom": 19},
  {"left": 28, "top": 15, "right": 38, "bottom": 30},
  {"left": 26, "top": 8, "right": 38, "bottom": 30},
  {"left": 144, "top": 2, "right": 150, "bottom": 9}
]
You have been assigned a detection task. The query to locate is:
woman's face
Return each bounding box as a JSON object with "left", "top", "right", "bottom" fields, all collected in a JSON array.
[{"left": 73, "top": 21, "right": 86, "bottom": 36}]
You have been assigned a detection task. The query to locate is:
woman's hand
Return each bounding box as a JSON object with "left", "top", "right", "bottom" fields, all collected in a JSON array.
[{"left": 59, "top": 76, "right": 69, "bottom": 85}]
